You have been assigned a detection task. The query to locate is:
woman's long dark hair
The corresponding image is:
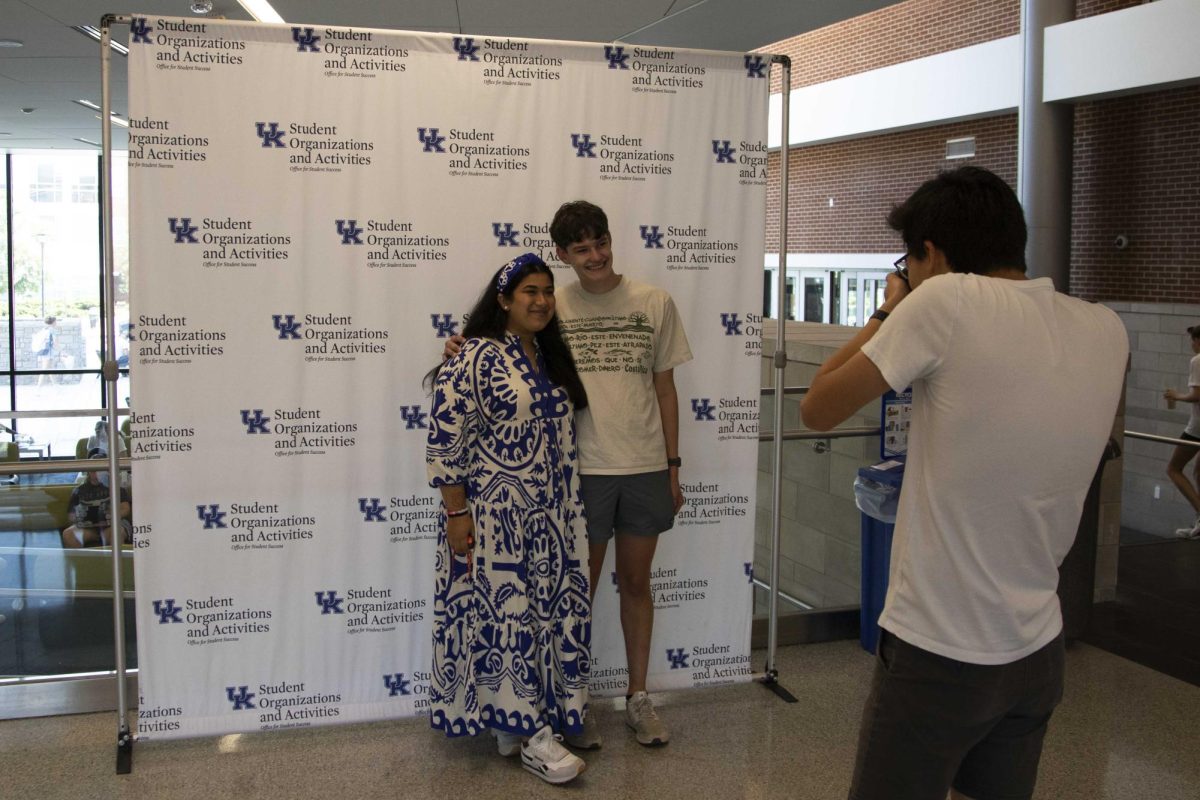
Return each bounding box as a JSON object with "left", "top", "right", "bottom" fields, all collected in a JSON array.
[{"left": 425, "top": 255, "right": 588, "bottom": 410}]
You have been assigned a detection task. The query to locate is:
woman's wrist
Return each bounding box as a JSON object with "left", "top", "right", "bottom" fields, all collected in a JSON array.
[{"left": 445, "top": 505, "right": 471, "bottom": 518}]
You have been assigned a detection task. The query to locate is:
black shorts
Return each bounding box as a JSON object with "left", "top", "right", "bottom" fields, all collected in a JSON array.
[
  {"left": 848, "top": 629, "right": 1065, "bottom": 800},
  {"left": 1180, "top": 431, "right": 1200, "bottom": 445}
]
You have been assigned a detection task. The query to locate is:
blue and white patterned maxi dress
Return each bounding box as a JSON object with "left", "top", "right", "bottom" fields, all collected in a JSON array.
[{"left": 426, "top": 335, "right": 591, "bottom": 738}]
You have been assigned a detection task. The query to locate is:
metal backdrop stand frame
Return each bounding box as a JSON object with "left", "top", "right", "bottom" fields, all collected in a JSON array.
[
  {"left": 101, "top": 12, "right": 135, "bottom": 775},
  {"left": 759, "top": 54, "right": 797, "bottom": 704},
  {"left": 96, "top": 16, "right": 796, "bottom": 772}
]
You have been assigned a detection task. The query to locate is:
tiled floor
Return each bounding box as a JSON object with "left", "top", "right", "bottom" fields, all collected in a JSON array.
[{"left": 2, "top": 640, "right": 1198, "bottom": 800}]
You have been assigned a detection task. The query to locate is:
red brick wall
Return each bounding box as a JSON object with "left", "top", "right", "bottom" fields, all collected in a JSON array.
[
  {"left": 764, "top": 115, "right": 1018, "bottom": 253},
  {"left": 1070, "top": 84, "right": 1200, "bottom": 303},
  {"left": 1076, "top": 0, "right": 1141, "bottom": 19},
  {"left": 757, "top": 0, "right": 1018, "bottom": 93}
]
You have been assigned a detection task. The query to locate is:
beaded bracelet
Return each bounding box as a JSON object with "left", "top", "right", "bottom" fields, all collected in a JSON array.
[{"left": 445, "top": 506, "right": 471, "bottom": 518}]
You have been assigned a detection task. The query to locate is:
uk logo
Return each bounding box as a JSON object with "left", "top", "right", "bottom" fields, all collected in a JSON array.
[
  {"left": 691, "top": 398, "right": 716, "bottom": 421},
  {"left": 720, "top": 313, "right": 744, "bottom": 335},
  {"left": 272, "top": 314, "right": 302, "bottom": 340},
  {"left": 129, "top": 18, "right": 153, "bottom": 45},
  {"left": 604, "top": 45, "right": 629, "bottom": 70},
  {"left": 168, "top": 217, "right": 198, "bottom": 244},
  {"left": 453, "top": 37, "right": 480, "bottom": 61},
  {"left": 336, "top": 219, "right": 363, "bottom": 245},
  {"left": 492, "top": 222, "right": 519, "bottom": 247},
  {"left": 255, "top": 122, "right": 286, "bottom": 148},
  {"left": 571, "top": 134, "right": 597, "bottom": 158},
  {"left": 226, "top": 686, "right": 256, "bottom": 711},
  {"left": 666, "top": 648, "right": 690, "bottom": 669},
  {"left": 401, "top": 405, "right": 428, "bottom": 430},
  {"left": 152, "top": 599, "right": 183, "bottom": 624},
  {"left": 240, "top": 410, "right": 271, "bottom": 434},
  {"left": 712, "top": 140, "right": 736, "bottom": 164},
  {"left": 315, "top": 590, "right": 344, "bottom": 614},
  {"left": 744, "top": 55, "right": 767, "bottom": 78},
  {"left": 292, "top": 27, "right": 320, "bottom": 52},
  {"left": 359, "top": 498, "right": 386, "bottom": 522},
  {"left": 417, "top": 127, "right": 446, "bottom": 153},
  {"left": 197, "top": 504, "right": 227, "bottom": 529},
  {"left": 383, "top": 673, "right": 412, "bottom": 696},
  {"left": 639, "top": 225, "right": 664, "bottom": 249},
  {"left": 430, "top": 314, "right": 459, "bottom": 338}
]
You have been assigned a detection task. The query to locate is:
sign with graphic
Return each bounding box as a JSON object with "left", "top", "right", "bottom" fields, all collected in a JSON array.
[
  {"left": 130, "top": 16, "right": 767, "bottom": 738},
  {"left": 881, "top": 387, "right": 913, "bottom": 458}
]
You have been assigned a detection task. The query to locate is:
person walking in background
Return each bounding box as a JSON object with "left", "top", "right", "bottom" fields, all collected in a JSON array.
[
  {"left": 32, "top": 315, "right": 58, "bottom": 385},
  {"left": 1162, "top": 324, "right": 1200, "bottom": 538},
  {"left": 425, "top": 253, "right": 592, "bottom": 785}
]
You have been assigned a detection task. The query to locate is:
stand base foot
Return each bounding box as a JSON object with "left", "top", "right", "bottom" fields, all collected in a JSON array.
[
  {"left": 758, "top": 671, "right": 798, "bottom": 703},
  {"left": 116, "top": 731, "right": 133, "bottom": 775}
]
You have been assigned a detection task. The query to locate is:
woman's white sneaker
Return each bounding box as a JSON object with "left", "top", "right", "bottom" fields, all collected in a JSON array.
[{"left": 520, "top": 725, "right": 586, "bottom": 784}]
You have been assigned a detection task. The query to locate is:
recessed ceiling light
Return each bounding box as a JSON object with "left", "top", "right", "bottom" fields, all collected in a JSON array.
[
  {"left": 74, "top": 99, "right": 102, "bottom": 112},
  {"left": 0, "top": 39, "right": 24, "bottom": 48},
  {"left": 236, "top": 0, "right": 284, "bottom": 23},
  {"left": 72, "top": 25, "right": 130, "bottom": 56}
]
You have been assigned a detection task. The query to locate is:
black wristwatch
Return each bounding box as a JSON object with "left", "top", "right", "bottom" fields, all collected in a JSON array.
[
  {"left": 667, "top": 457, "right": 682, "bottom": 468},
  {"left": 869, "top": 309, "right": 890, "bottom": 324}
]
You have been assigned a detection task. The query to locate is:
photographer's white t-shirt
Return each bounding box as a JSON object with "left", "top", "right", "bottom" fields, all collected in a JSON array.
[{"left": 861, "top": 273, "right": 1127, "bottom": 665}]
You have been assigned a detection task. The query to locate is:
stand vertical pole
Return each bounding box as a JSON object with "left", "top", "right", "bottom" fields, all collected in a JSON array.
[
  {"left": 761, "top": 54, "right": 796, "bottom": 703},
  {"left": 101, "top": 12, "right": 136, "bottom": 774}
]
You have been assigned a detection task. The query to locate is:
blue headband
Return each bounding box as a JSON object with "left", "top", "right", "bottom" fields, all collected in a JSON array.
[{"left": 496, "top": 252, "right": 545, "bottom": 292}]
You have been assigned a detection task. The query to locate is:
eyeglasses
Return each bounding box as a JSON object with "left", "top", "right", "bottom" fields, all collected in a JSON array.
[{"left": 892, "top": 255, "right": 910, "bottom": 287}]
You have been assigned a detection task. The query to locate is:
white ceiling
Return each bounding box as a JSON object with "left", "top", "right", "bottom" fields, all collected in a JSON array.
[{"left": 0, "top": 0, "right": 899, "bottom": 150}]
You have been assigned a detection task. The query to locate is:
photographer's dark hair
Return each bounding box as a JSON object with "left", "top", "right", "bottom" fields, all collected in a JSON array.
[
  {"left": 887, "top": 166, "right": 1027, "bottom": 275},
  {"left": 550, "top": 200, "right": 609, "bottom": 250},
  {"left": 425, "top": 255, "right": 588, "bottom": 410}
]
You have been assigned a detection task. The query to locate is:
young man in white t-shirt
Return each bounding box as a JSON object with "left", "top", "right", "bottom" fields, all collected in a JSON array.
[
  {"left": 1162, "top": 325, "right": 1200, "bottom": 538},
  {"left": 801, "top": 167, "right": 1127, "bottom": 800},
  {"left": 550, "top": 201, "right": 691, "bottom": 748}
]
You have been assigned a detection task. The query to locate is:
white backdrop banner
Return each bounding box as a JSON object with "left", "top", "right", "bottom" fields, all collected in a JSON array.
[{"left": 128, "top": 16, "right": 768, "bottom": 740}]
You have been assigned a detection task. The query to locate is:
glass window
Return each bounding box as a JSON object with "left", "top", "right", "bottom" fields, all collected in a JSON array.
[
  {"left": 0, "top": 157, "right": 9, "bottom": 373},
  {"left": 10, "top": 154, "right": 101, "bottom": 381},
  {"left": 30, "top": 162, "right": 63, "bottom": 203},
  {"left": 71, "top": 174, "right": 97, "bottom": 204}
]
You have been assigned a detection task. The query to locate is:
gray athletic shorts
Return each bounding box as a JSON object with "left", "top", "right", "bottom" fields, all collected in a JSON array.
[
  {"left": 579, "top": 470, "right": 675, "bottom": 543},
  {"left": 848, "top": 629, "right": 1065, "bottom": 800}
]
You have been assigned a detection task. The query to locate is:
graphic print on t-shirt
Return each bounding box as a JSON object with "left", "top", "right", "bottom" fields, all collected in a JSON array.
[{"left": 560, "top": 312, "right": 654, "bottom": 376}]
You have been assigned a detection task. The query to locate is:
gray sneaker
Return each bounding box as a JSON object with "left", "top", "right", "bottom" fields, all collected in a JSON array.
[
  {"left": 564, "top": 710, "right": 602, "bottom": 750},
  {"left": 624, "top": 691, "right": 669, "bottom": 746}
]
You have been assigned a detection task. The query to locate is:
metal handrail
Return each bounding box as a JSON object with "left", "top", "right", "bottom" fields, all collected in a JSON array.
[
  {"left": 0, "top": 458, "right": 131, "bottom": 476},
  {"left": 1124, "top": 430, "right": 1198, "bottom": 448},
  {"left": 0, "top": 587, "right": 135, "bottom": 600},
  {"left": 758, "top": 426, "right": 880, "bottom": 442},
  {"left": 759, "top": 387, "right": 808, "bottom": 396},
  {"left": 3, "top": 409, "right": 130, "bottom": 420},
  {"left": 751, "top": 577, "right": 813, "bottom": 611}
]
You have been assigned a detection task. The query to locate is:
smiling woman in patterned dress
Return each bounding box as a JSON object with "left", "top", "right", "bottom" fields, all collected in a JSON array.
[{"left": 424, "top": 253, "right": 593, "bottom": 785}]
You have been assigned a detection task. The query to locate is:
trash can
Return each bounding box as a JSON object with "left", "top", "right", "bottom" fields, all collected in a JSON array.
[{"left": 855, "top": 457, "right": 906, "bottom": 654}]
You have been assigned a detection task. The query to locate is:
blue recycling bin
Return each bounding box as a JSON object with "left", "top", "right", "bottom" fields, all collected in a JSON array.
[{"left": 855, "top": 457, "right": 905, "bottom": 654}]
